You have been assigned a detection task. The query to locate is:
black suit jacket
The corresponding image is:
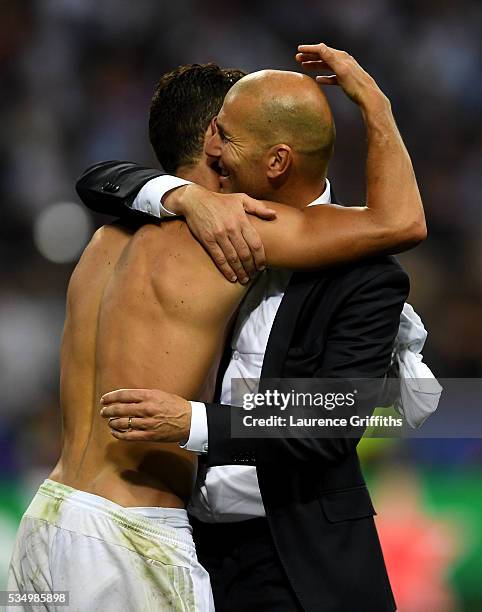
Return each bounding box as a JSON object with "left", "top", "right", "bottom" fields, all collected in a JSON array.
[{"left": 76, "top": 162, "right": 407, "bottom": 611}]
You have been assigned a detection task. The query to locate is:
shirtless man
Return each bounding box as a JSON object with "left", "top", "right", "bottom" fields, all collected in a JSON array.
[{"left": 8, "top": 44, "right": 425, "bottom": 611}]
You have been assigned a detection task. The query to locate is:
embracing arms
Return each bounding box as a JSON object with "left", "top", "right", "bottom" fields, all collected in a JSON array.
[
  {"left": 168, "top": 44, "right": 426, "bottom": 270},
  {"left": 76, "top": 161, "right": 165, "bottom": 217},
  {"left": 203, "top": 260, "right": 409, "bottom": 466},
  {"left": 98, "top": 43, "right": 416, "bottom": 465},
  {"left": 100, "top": 259, "right": 409, "bottom": 466},
  {"left": 76, "top": 44, "right": 426, "bottom": 281}
]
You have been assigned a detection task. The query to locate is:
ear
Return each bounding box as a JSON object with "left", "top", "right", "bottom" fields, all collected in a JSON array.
[{"left": 266, "top": 145, "right": 292, "bottom": 179}]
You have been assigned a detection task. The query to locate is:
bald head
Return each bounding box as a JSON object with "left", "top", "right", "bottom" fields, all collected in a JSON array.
[{"left": 225, "top": 70, "right": 335, "bottom": 176}]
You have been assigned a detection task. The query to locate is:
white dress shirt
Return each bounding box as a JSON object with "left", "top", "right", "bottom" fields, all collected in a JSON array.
[
  {"left": 187, "top": 183, "right": 332, "bottom": 521},
  {"left": 132, "top": 175, "right": 192, "bottom": 217},
  {"left": 131, "top": 175, "right": 440, "bottom": 522},
  {"left": 134, "top": 177, "right": 331, "bottom": 520},
  {"left": 393, "top": 303, "right": 442, "bottom": 427}
]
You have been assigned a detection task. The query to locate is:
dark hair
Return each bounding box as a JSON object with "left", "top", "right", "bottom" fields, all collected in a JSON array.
[{"left": 148, "top": 63, "right": 246, "bottom": 172}]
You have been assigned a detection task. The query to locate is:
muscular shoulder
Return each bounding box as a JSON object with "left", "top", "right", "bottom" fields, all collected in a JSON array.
[
  {"left": 132, "top": 221, "right": 247, "bottom": 319},
  {"left": 66, "top": 223, "right": 132, "bottom": 303},
  {"left": 76, "top": 222, "right": 133, "bottom": 265}
]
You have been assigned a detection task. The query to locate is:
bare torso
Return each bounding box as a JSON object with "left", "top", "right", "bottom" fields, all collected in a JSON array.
[{"left": 49, "top": 220, "right": 247, "bottom": 508}]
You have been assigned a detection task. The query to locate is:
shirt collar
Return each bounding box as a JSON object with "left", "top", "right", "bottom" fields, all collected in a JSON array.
[{"left": 306, "top": 178, "right": 331, "bottom": 207}]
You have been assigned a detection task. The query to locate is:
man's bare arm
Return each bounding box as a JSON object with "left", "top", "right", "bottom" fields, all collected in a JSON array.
[
  {"left": 167, "top": 43, "right": 425, "bottom": 271},
  {"left": 76, "top": 44, "right": 425, "bottom": 277},
  {"left": 252, "top": 46, "right": 427, "bottom": 268}
]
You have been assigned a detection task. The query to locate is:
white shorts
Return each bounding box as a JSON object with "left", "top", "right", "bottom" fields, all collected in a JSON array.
[{"left": 7, "top": 479, "right": 214, "bottom": 612}]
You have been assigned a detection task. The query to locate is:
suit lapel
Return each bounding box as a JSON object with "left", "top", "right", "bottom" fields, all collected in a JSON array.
[
  {"left": 261, "top": 272, "right": 319, "bottom": 378},
  {"left": 260, "top": 184, "right": 338, "bottom": 379},
  {"left": 214, "top": 323, "right": 236, "bottom": 401}
]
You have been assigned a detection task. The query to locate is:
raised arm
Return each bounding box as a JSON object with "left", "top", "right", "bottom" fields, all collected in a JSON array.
[
  {"left": 76, "top": 44, "right": 426, "bottom": 275},
  {"left": 167, "top": 43, "right": 426, "bottom": 269},
  {"left": 264, "top": 41, "right": 426, "bottom": 267}
]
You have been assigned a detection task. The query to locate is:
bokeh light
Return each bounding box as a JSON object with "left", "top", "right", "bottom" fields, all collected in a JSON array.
[{"left": 33, "top": 202, "right": 93, "bottom": 263}]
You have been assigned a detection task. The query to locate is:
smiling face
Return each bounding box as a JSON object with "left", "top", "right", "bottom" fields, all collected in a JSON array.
[
  {"left": 205, "top": 70, "right": 335, "bottom": 204},
  {"left": 205, "top": 95, "right": 270, "bottom": 196}
]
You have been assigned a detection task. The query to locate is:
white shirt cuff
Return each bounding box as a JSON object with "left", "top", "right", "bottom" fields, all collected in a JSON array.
[
  {"left": 131, "top": 175, "right": 192, "bottom": 218},
  {"left": 180, "top": 401, "right": 208, "bottom": 454}
]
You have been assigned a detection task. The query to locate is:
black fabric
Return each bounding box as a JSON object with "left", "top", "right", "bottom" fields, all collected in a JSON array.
[
  {"left": 75, "top": 162, "right": 403, "bottom": 611},
  {"left": 205, "top": 257, "right": 406, "bottom": 612},
  {"left": 192, "top": 517, "right": 303, "bottom": 612},
  {"left": 76, "top": 160, "right": 165, "bottom": 217}
]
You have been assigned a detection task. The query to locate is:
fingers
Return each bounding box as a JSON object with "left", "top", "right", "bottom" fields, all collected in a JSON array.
[
  {"left": 295, "top": 54, "right": 329, "bottom": 67},
  {"left": 296, "top": 44, "right": 343, "bottom": 84},
  {"left": 107, "top": 416, "right": 159, "bottom": 432},
  {"left": 189, "top": 193, "right": 267, "bottom": 282},
  {"left": 240, "top": 197, "right": 272, "bottom": 271},
  {"left": 242, "top": 199, "right": 277, "bottom": 220},
  {"left": 297, "top": 42, "right": 373, "bottom": 105},
  {"left": 296, "top": 52, "right": 319, "bottom": 61},
  {"left": 107, "top": 416, "right": 131, "bottom": 431},
  {"left": 100, "top": 402, "right": 156, "bottom": 419},
  {"left": 298, "top": 44, "right": 324, "bottom": 52},
  {"left": 101, "top": 388, "right": 152, "bottom": 405},
  {"left": 227, "top": 227, "right": 257, "bottom": 280},
  {"left": 210, "top": 223, "right": 264, "bottom": 280},
  {"left": 316, "top": 75, "right": 339, "bottom": 86},
  {"left": 297, "top": 43, "right": 334, "bottom": 57},
  {"left": 297, "top": 43, "right": 342, "bottom": 71},
  {"left": 215, "top": 234, "right": 251, "bottom": 284},
  {"left": 296, "top": 50, "right": 339, "bottom": 87},
  {"left": 241, "top": 223, "right": 266, "bottom": 271},
  {"left": 204, "top": 239, "right": 238, "bottom": 282},
  {"left": 110, "top": 429, "right": 154, "bottom": 442},
  {"left": 299, "top": 62, "right": 331, "bottom": 71}
]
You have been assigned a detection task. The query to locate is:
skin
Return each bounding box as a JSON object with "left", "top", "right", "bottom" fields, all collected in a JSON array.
[
  {"left": 49, "top": 218, "right": 249, "bottom": 507},
  {"left": 51, "top": 72, "right": 339, "bottom": 509},
  {"left": 100, "top": 43, "right": 427, "bottom": 441},
  {"left": 53, "top": 44, "right": 426, "bottom": 508},
  {"left": 169, "top": 65, "right": 425, "bottom": 272},
  {"left": 208, "top": 70, "right": 335, "bottom": 204}
]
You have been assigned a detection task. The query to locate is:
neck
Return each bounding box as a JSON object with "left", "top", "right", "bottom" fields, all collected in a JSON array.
[{"left": 177, "top": 162, "right": 221, "bottom": 192}]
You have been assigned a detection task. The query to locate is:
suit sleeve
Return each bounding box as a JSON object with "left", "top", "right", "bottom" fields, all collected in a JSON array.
[
  {"left": 204, "top": 266, "right": 409, "bottom": 467},
  {"left": 75, "top": 160, "right": 165, "bottom": 218}
]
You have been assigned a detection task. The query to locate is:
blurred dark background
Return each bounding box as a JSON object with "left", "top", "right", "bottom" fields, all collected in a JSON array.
[{"left": 0, "top": 1, "right": 481, "bottom": 609}]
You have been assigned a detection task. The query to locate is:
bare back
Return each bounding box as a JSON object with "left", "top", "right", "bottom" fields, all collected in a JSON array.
[{"left": 50, "top": 220, "right": 247, "bottom": 507}]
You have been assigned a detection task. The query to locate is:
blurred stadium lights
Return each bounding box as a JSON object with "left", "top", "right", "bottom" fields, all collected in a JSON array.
[{"left": 33, "top": 202, "right": 93, "bottom": 264}]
